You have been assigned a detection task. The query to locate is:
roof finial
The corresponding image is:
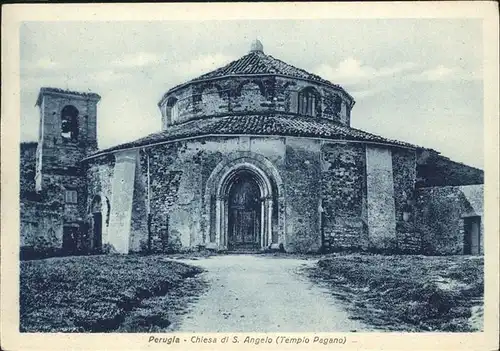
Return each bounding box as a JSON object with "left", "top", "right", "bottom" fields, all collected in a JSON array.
[{"left": 250, "top": 39, "right": 264, "bottom": 53}]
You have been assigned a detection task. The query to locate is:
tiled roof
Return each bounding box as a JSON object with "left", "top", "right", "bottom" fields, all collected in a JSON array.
[
  {"left": 89, "top": 114, "right": 420, "bottom": 158},
  {"left": 36, "top": 87, "right": 101, "bottom": 106},
  {"left": 165, "top": 51, "right": 347, "bottom": 96}
]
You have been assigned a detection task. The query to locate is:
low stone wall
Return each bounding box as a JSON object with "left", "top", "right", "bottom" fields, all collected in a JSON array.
[
  {"left": 20, "top": 200, "right": 63, "bottom": 256},
  {"left": 415, "top": 185, "right": 483, "bottom": 255}
]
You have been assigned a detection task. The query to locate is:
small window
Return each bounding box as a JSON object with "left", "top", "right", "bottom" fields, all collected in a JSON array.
[
  {"left": 65, "top": 189, "right": 78, "bottom": 204},
  {"left": 171, "top": 103, "right": 179, "bottom": 122},
  {"left": 298, "top": 87, "right": 319, "bottom": 117},
  {"left": 166, "top": 97, "right": 179, "bottom": 124}
]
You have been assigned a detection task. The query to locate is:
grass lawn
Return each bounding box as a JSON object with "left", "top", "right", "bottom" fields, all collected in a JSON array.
[
  {"left": 306, "top": 253, "right": 483, "bottom": 332},
  {"left": 20, "top": 254, "right": 205, "bottom": 332}
]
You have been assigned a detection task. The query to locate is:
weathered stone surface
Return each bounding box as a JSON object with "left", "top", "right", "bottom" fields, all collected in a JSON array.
[
  {"left": 20, "top": 142, "right": 37, "bottom": 199},
  {"left": 416, "top": 185, "right": 484, "bottom": 255},
  {"left": 20, "top": 54, "right": 485, "bottom": 257},
  {"left": 85, "top": 155, "right": 114, "bottom": 247},
  {"left": 320, "top": 142, "right": 368, "bottom": 250},
  {"left": 159, "top": 76, "right": 352, "bottom": 128},
  {"left": 20, "top": 89, "right": 101, "bottom": 255},
  {"left": 130, "top": 152, "right": 148, "bottom": 252},
  {"left": 283, "top": 138, "right": 322, "bottom": 252},
  {"left": 20, "top": 201, "right": 62, "bottom": 248},
  {"left": 107, "top": 150, "right": 138, "bottom": 254},
  {"left": 366, "top": 146, "right": 397, "bottom": 249},
  {"left": 392, "top": 148, "right": 420, "bottom": 252}
]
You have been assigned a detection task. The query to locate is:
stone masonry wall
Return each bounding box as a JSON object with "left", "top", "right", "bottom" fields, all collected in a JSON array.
[
  {"left": 40, "top": 173, "right": 87, "bottom": 247},
  {"left": 283, "top": 138, "right": 322, "bottom": 252},
  {"left": 38, "top": 94, "right": 98, "bottom": 177},
  {"left": 320, "top": 142, "right": 368, "bottom": 250},
  {"left": 146, "top": 142, "right": 190, "bottom": 252},
  {"left": 137, "top": 135, "right": 330, "bottom": 253},
  {"left": 21, "top": 91, "right": 100, "bottom": 255},
  {"left": 416, "top": 185, "right": 483, "bottom": 255},
  {"left": 145, "top": 136, "right": 287, "bottom": 252},
  {"left": 85, "top": 155, "right": 115, "bottom": 248},
  {"left": 20, "top": 170, "right": 85, "bottom": 252},
  {"left": 129, "top": 152, "right": 149, "bottom": 252},
  {"left": 159, "top": 76, "right": 352, "bottom": 128},
  {"left": 366, "top": 145, "right": 397, "bottom": 250},
  {"left": 20, "top": 142, "right": 37, "bottom": 200},
  {"left": 87, "top": 136, "right": 443, "bottom": 255},
  {"left": 20, "top": 201, "right": 62, "bottom": 250},
  {"left": 392, "top": 148, "right": 420, "bottom": 252},
  {"left": 39, "top": 93, "right": 98, "bottom": 154}
]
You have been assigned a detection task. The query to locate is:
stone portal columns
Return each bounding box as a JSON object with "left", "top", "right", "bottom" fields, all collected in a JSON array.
[
  {"left": 213, "top": 195, "right": 228, "bottom": 249},
  {"left": 259, "top": 196, "right": 273, "bottom": 248},
  {"left": 267, "top": 197, "right": 273, "bottom": 246},
  {"left": 260, "top": 198, "right": 267, "bottom": 248}
]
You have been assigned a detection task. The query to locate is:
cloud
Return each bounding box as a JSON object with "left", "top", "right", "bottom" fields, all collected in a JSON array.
[
  {"left": 315, "top": 57, "right": 419, "bottom": 85},
  {"left": 21, "top": 57, "right": 60, "bottom": 72},
  {"left": 94, "top": 70, "right": 127, "bottom": 82},
  {"left": 111, "top": 52, "right": 163, "bottom": 68},
  {"left": 408, "top": 65, "right": 481, "bottom": 81},
  {"left": 348, "top": 88, "right": 386, "bottom": 99},
  {"left": 35, "top": 57, "right": 59, "bottom": 70},
  {"left": 178, "top": 53, "right": 235, "bottom": 79}
]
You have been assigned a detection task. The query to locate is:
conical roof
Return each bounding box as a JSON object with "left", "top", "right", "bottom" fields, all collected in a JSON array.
[{"left": 164, "top": 41, "right": 347, "bottom": 98}]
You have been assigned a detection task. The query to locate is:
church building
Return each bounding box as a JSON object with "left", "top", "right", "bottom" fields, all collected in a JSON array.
[{"left": 20, "top": 40, "right": 484, "bottom": 256}]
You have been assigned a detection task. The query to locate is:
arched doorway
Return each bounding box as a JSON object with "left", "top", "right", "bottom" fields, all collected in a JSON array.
[
  {"left": 214, "top": 163, "right": 276, "bottom": 251},
  {"left": 204, "top": 153, "right": 285, "bottom": 251},
  {"left": 227, "top": 171, "right": 262, "bottom": 250}
]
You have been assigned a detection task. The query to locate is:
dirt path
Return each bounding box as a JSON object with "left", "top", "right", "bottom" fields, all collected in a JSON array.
[{"left": 173, "top": 254, "right": 371, "bottom": 332}]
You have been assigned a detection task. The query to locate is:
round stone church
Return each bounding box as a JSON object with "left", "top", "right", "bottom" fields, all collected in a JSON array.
[{"left": 24, "top": 40, "right": 484, "bottom": 255}]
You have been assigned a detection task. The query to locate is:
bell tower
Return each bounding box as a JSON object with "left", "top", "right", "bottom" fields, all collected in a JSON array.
[{"left": 34, "top": 87, "right": 101, "bottom": 193}]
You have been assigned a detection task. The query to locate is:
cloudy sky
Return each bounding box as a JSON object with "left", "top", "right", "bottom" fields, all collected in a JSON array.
[{"left": 20, "top": 19, "right": 483, "bottom": 168}]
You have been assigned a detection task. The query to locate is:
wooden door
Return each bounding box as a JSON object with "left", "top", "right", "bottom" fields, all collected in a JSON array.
[
  {"left": 228, "top": 174, "right": 261, "bottom": 250},
  {"left": 93, "top": 212, "right": 102, "bottom": 251}
]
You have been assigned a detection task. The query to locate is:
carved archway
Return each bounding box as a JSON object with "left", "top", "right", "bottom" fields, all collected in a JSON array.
[{"left": 204, "top": 152, "right": 285, "bottom": 250}]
